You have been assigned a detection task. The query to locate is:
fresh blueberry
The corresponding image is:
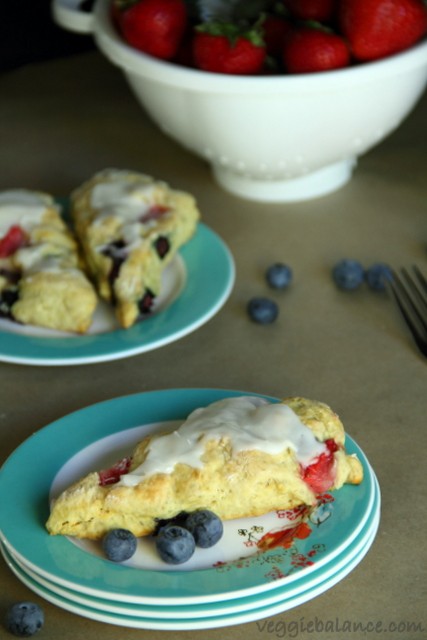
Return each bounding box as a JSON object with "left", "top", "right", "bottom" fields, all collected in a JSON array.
[
  {"left": 332, "top": 259, "right": 364, "bottom": 290},
  {"left": 102, "top": 528, "right": 137, "bottom": 562},
  {"left": 365, "top": 262, "right": 392, "bottom": 291},
  {"left": 5, "top": 602, "right": 44, "bottom": 637},
  {"left": 155, "top": 235, "right": 170, "bottom": 259},
  {"left": 155, "top": 525, "right": 196, "bottom": 564},
  {"left": 184, "top": 509, "right": 223, "bottom": 548},
  {"left": 266, "top": 263, "right": 293, "bottom": 289},
  {"left": 247, "top": 297, "right": 279, "bottom": 324}
]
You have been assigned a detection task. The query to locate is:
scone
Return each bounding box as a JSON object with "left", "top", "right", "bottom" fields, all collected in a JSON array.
[
  {"left": 70, "top": 169, "right": 200, "bottom": 328},
  {"left": 46, "top": 396, "right": 363, "bottom": 540},
  {"left": 0, "top": 189, "right": 97, "bottom": 333}
]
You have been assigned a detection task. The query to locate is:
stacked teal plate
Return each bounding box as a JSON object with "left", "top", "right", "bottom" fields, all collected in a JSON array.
[{"left": 0, "top": 389, "right": 380, "bottom": 630}]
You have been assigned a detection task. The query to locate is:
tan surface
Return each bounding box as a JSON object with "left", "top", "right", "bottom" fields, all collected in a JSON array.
[{"left": 0, "top": 51, "right": 426, "bottom": 640}]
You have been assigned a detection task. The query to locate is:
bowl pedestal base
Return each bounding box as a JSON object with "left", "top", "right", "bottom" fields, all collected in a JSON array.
[{"left": 212, "top": 158, "right": 357, "bottom": 203}]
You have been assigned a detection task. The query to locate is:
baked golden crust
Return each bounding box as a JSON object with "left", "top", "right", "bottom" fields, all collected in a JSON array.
[
  {"left": 46, "top": 397, "right": 363, "bottom": 540},
  {"left": 12, "top": 270, "right": 98, "bottom": 334},
  {"left": 71, "top": 169, "right": 200, "bottom": 328},
  {"left": 0, "top": 189, "right": 97, "bottom": 333}
]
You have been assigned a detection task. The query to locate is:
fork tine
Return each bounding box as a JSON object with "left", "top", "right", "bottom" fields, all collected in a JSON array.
[
  {"left": 401, "top": 267, "right": 427, "bottom": 328},
  {"left": 388, "top": 267, "right": 427, "bottom": 358},
  {"left": 413, "top": 264, "right": 427, "bottom": 293}
]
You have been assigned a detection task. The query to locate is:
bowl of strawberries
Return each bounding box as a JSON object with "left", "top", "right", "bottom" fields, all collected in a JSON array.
[{"left": 53, "top": 0, "right": 427, "bottom": 202}]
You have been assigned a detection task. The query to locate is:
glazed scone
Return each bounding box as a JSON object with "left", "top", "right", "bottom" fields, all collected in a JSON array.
[
  {"left": 70, "top": 169, "right": 200, "bottom": 328},
  {"left": 0, "top": 190, "right": 97, "bottom": 333},
  {"left": 46, "top": 396, "right": 363, "bottom": 540}
]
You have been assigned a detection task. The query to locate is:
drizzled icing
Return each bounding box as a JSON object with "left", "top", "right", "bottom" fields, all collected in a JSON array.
[
  {"left": 13, "top": 247, "right": 78, "bottom": 276},
  {"left": 90, "top": 177, "right": 158, "bottom": 221},
  {"left": 0, "top": 190, "right": 79, "bottom": 276},
  {"left": 0, "top": 190, "right": 55, "bottom": 237},
  {"left": 89, "top": 172, "right": 171, "bottom": 251},
  {"left": 117, "top": 397, "right": 327, "bottom": 487}
]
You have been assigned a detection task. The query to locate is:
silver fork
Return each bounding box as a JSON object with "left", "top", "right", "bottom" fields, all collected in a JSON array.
[{"left": 388, "top": 265, "right": 427, "bottom": 358}]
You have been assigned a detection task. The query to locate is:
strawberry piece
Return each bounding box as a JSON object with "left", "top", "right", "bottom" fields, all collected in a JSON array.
[
  {"left": 282, "top": 26, "right": 350, "bottom": 73},
  {"left": 302, "top": 438, "right": 339, "bottom": 494},
  {"left": 338, "top": 0, "right": 427, "bottom": 62},
  {"left": 140, "top": 204, "right": 170, "bottom": 223},
  {"left": 118, "top": 0, "right": 187, "bottom": 60},
  {"left": 98, "top": 457, "right": 131, "bottom": 486},
  {"left": 193, "top": 22, "right": 267, "bottom": 75},
  {"left": 0, "top": 225, "right": 28, "bottom": 258},
  {"left": 282, "top": 0, "right": 337, "bottom": 23}
]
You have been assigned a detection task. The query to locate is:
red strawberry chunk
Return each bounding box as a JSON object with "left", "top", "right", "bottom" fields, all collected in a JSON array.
[
  {"left": 302, "top": 438, "right": 339, "bottom": 494},
  {"left": 140, "top": 205, "right": 170, "bottom": 223},
  {"left": 99, "top": 457, "right": 132, "bottom": 486},
  {"left": 0, "top": 225, "right": 28, "bottom": 258}
]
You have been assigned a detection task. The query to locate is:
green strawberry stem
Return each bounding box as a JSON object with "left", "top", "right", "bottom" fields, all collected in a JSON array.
[{"left": 196, "top": 19, "right": 265, "bottom": 46}]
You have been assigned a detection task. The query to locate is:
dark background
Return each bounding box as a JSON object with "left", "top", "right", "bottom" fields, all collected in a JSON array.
[{"left": 0, "top": 1, "right": 96, "bottom": 72}]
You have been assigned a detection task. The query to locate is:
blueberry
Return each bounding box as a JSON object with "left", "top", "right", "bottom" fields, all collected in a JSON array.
[
  {"left": 102, "top": 528, "right": 137, "bottom": 562},
  {"left": 5, "top": 602, "right": 44, "bottom": 637},
  {"left": 365, "top": 262, "right": 392, "bottom": 291},
  {"left": 332, "top": 259, "right": 364, "bottom": 290},
  {"left": 155, "top": 235, "right": 170, "bottom": 259},
  {"left": 184, "top": 509, "right": 223, "bottom": 548},
  {"left": 247, "top": 297, "right": 279, "bottom": 324},
  {"left": 155, "top": 525, "right": 195, "bottom": 564},
  {"left": 266, "top": 263, "right": 293, "bottom": 289},
  {"left": 138, "top": 288, "right": 155, "bottom": 315}
]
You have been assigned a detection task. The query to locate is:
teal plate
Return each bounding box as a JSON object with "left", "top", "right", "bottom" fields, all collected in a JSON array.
[
  {"left": 3, "top": 478, "right": 380, "bottom": 620},
  {"left": 0, "top": 389, "right": 375, "bottom": 604},
  {"left": 0, "top": 510, "right": 379, "bottom": 631},
  {"left": 0, "top": 224, "right": 234, "bottom": 366}
]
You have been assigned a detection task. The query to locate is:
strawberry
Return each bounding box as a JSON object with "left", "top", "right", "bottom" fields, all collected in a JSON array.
[
  {"left": 0, "top": 225, "right": 28, "bottom": 258},
  {"left": 282, "top": 0, "right": 337, "bottom": 23},
  {"left": 302, "top": 438, "right": 339, "bottom": 494},
  {"left": 338, "top": 0, "right": 427, "bottom": 62},
  {"left": 282, "top": 25, "right": 350, "bottom": 73},
  {"left": 192, "top": 22, "right": 267, "bottom": 75},
  {"left": 262, "top": 15, "right": 292, "bottom": 57},
  {"left": 98, "top": 457, "right": 132, "bottom": 486},
  {"left": 118, "top": 0, "right": 187, "bottom": 60}
]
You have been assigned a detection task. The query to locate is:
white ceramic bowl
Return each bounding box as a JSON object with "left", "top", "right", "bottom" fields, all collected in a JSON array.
[{"left": 53, "top": 0, "right": 427, "bottom": 202}]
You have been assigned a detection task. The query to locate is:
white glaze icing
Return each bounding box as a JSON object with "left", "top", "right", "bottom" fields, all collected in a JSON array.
[
  {"left": 90, "top": 173, "right": 159, "bottom": 222},
  {"left": 13, "top": 246, "right": 74, "bottom": 275},
  {"left": 0, "top": 190, "right": 77, "bottom": 276},
  {"left": 89, "top": 172, "right": 172, "bottom": 249},
  {"left": 117, "top": 397, "right": 326, "bottom": 486},
  {"left": 0, "top": 190, "right": 55, "bottom": 236}
]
